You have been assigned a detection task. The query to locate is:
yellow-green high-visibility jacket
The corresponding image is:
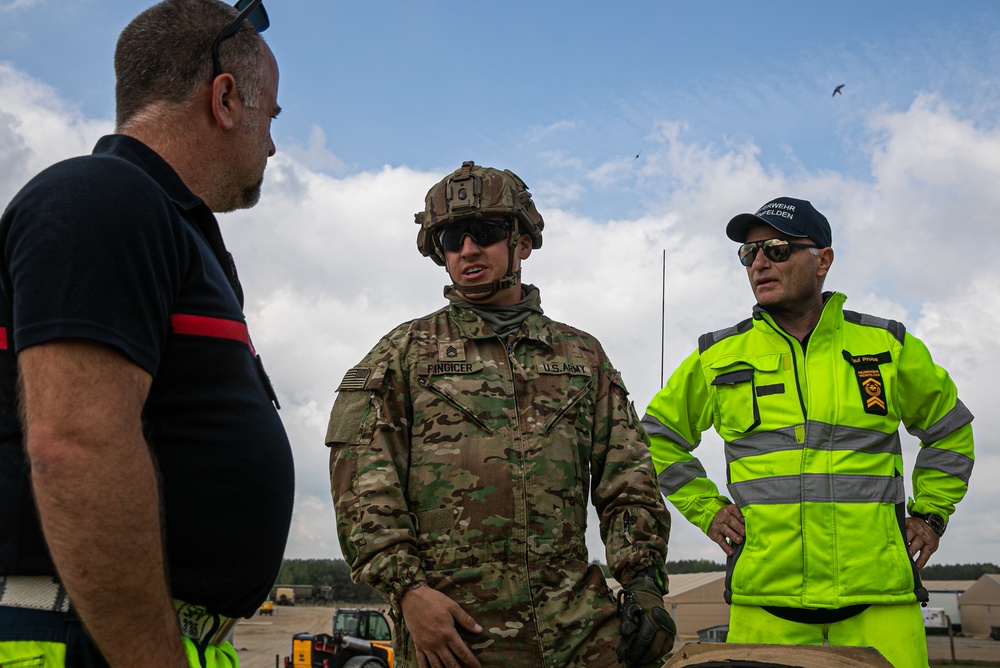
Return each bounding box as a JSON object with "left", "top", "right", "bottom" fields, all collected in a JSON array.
[{"left": 643, "top": 292, "right": 974, "bottom": 609}]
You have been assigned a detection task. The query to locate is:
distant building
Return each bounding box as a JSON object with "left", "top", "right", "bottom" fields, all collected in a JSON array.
[
  {"left": 663, "top": 572, "right": 729, "bottom": 639},
  {"left": 922, "top": 580, "right": 975, "bottom": 631},
  {"left": 958, "top": 574, "right": 1000, "bottom": 638},
  {"left": 696, "top": 624, "right": 729, "bottom": 643}
]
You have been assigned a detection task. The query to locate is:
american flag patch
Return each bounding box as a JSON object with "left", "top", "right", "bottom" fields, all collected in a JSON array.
[{"left": 339, "top": 366, "right": 372, "bottom": 391}]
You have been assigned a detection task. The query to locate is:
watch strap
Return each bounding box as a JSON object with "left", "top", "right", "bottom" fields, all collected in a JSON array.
[{"left": 911, "top": 511, "right": 947, "bottom": 536}]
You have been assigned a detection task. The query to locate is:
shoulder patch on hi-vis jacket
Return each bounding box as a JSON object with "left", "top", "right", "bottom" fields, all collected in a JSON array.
[
  {"left": 438, "top": 340, "right": 466, "bottom": 362},
  {"left": 537, "top": 361, "right": 591, "bottom": 376},
  {"left": 338, "top": 366, "right": 373, "bottom": 391},
  {"left": 842, "top": 350, "right": 892, "bottom": 415}
]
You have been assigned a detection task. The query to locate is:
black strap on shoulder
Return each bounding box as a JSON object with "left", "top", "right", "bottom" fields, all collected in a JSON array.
[
  {"left": 699, "top": 318, "right": 754, "bottom": 353},
  {"left": 843, "top": 309, "right": 906, "bottom": 345}
]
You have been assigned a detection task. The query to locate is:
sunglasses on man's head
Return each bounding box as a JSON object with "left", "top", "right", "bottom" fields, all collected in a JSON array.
[
  {"left": 738, "top": 238, "right": 818, "bottom": 267},
  {"left": 437, "top": 220, "right": 512, "bottom": 253},
  {"left": 211, "top": 0, "right": 270, "bottom": 80}
]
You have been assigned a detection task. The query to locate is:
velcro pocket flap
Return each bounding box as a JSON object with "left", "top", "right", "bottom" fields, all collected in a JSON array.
[
  {"left": 712, "top": 368, "right": 754, "bottom": 386},
  {"left": 326, "top": 364, "right": 388, "bottom": 445}
]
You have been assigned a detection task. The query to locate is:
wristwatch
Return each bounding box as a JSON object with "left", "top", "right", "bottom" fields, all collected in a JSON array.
[{"left": 912, "top": 511, "right": 947, "bottom": 537}]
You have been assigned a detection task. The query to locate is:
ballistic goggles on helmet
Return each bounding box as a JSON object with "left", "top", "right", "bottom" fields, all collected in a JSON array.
[
  {"left": 738, "top": 238, "right": 817, "bottom": 266},
  {"left": 436, "top": 219, "right": 512, "bottom": 253}
]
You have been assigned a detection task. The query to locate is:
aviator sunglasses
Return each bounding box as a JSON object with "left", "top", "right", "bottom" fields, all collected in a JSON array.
[
  {"left": 738, "top": 238, "right": 818, "bottom": 267},
  {"left": 211, "top": 0, "right": 270, "bottom": 80},
  {"left": 437, "top": 220, "right": 512, "bottom": 253}
]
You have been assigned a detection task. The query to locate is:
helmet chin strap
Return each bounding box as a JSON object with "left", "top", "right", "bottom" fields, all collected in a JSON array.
[
  {"left": 447, "top": 229, "right": 522, "bottom": 302},
  {"left": 450, "top": 269, "right": 521, "bottom": 301}
]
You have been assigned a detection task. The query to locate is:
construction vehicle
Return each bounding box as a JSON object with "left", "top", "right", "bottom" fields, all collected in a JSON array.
[
  {"left": 285, "top": 607, "right": 393, "bottom": 668},
  {"left": 258, "top": 600, "right": 274, "bottom": 616},
  {"left": 286, "top": 632, "right": 391, "bottom": 668},
  {"left": 331, "top": 608, "right": 392, "bottom": 641}
]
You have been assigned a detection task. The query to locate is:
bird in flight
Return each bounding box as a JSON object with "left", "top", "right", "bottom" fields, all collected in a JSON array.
[
  {"left": 633, "top": 151, "right": 641, "bottom": 161},
  {"left": 833, "top": 84, "right": 845, "bottom": 97}
]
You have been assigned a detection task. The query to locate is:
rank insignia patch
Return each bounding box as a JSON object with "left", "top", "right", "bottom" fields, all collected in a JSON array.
[
  {"left": 439, "top": 340, "right": 466, "bottom": 362},
  {"left": 842, "top": 350, "right": 892, "bottom": 415}
]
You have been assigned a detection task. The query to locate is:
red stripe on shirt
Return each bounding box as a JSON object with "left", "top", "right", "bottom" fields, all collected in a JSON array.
[
  {"left": 170, "top": 314, "right": 255, "bottom": 355},
  {"left": 0, "top": 327, "right": 7, "bottom": 350}
]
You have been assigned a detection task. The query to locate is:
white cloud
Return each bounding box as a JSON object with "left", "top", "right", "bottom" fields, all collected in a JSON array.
[
  {"left": 278, "top": 124, "right": 346, "bottom": 174},
  {"left": 0, "top": 63, "right": 110, "bottom": 197},
  {"left": 2, "top": 65, "right": 996, "bottom": 570}
]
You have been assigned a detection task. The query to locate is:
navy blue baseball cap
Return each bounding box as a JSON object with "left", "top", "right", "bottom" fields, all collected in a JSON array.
[{"left": 726, "top": 197, "right": 832, "bottom": 248}]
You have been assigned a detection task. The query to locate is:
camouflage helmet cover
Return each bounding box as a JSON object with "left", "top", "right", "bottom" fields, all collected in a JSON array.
[{"left": 415, "top": 161, "right": 544, "bottom": 265}]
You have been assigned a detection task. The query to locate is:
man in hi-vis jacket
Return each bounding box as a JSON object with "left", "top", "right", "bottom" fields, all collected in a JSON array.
[{"left": 643, "top": 197, "right": 974, "bottom": 667}]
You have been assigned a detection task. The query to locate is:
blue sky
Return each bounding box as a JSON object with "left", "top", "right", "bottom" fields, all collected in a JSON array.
[
  {"left": 1, "top": 1, "right": 998, "bottom": 569},
  {"left": 10, "top": 2, "right": 1000, "bottom": 218}
]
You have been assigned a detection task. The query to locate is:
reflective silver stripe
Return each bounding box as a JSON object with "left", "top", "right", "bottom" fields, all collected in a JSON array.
[
  {"left": 726, "top": 427, "right": 800, "bottom": 463},
  {"left": 906, "top": 400, "right": 974, "bottom": 445},
  {"left": 641, "top": 413, "right": 699, "bottom": 451},
  {"left": 658, "top": 459, "right": 708, "bottom": 497},
  {"left": 0, "top": 580, "right": 236, "bottom": 644},
  {"left": 0, "top": 575, "right": 69, "bottom": 612},
  {"left": 726, "top": 422, "right": 901, "bottom": 463},
  {"left": 729, "top": 473, "right": 904, "bottom": 506},
  {"left": 915, "top": 446, "right": 974, "bottom": 484}
]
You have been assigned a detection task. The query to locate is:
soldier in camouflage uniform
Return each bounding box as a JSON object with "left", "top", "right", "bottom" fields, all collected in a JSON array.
[{"left": 326, "top": 162, "right": 675, "bottom": 668}]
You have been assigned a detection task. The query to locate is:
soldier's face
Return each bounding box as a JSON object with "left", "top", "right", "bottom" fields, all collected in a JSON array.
[{"left": 444, "top": 231, "right": 532, "bottom": 306}]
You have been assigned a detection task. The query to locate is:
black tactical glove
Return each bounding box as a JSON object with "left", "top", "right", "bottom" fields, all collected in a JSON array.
[{"left": 616, "top": 573, "right": 676, "bottom": 666}]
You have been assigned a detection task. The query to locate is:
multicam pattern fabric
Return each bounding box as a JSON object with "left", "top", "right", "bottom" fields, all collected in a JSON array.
[
  {"left": 327, "top": 289, "right": 671, "bottom": 667},
  {"left": 415, "top": 161, "right": 545, "bottom": 265}
]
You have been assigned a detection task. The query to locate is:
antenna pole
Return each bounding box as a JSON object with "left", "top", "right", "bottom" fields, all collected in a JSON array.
[{"left": 660, "top": 249, "right": 666, "bottom": 388}]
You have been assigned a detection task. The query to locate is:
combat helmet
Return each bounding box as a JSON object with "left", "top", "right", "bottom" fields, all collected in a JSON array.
[{"left": 415, "top": 161, "right": 544, "bottom": 301}]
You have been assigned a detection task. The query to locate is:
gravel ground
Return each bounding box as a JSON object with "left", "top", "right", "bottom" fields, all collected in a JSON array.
[{"left": 927, "top": 634, "right": 1000, "bottom": 664}]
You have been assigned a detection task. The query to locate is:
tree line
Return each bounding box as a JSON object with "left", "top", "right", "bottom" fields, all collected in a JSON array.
[
  {"left": 278, "top": 558, "right": 999, "bottom": 605},
  {"left": 276, "top": 558, "right": 382, "bottom": 604},
  {"left": 919, "top": 562, "right": 998, "bottom": 580}
]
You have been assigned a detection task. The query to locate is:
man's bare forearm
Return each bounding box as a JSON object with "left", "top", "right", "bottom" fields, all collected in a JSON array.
[{"left": 21, "top": 341, "right": 189, "bottom": 667}]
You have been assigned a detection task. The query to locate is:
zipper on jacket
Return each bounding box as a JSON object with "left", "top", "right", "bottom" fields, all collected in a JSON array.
[
  {"left": 503, "top": 335, "right": 539, "bottom": 637},
  {"left": 760, "top": 316, "right": 808, "bottom": 424},
  {"left": 417, "top": 377, "right": 493, "bottom": 433},
  {"left": 506, "top": 340, "right": 529, "bottom": 379}
]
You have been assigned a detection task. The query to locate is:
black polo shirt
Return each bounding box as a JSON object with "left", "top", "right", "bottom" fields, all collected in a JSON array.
[{"left": 0, "top": 135, "right": 294, "bottom": 618}]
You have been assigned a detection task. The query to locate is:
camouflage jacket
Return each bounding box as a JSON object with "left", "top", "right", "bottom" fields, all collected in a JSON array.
[{"left": 326, "top": 289, "right": 671, "bottom": 666}]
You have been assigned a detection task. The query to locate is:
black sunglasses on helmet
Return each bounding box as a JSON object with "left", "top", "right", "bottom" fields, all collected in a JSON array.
[
  {"left": 738, "top": 238, "right": 818, "bottom": 267},
  {"left": 211, "top": 0, "right": 270, "bottom": 80},
  {"left": 437, "top": 220, "right": 511, "bottom": 253}
]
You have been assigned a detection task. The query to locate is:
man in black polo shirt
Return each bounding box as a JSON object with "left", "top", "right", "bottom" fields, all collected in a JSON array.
[{"left": 0, "top": 1, "right": 293, "bottom": 666}]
